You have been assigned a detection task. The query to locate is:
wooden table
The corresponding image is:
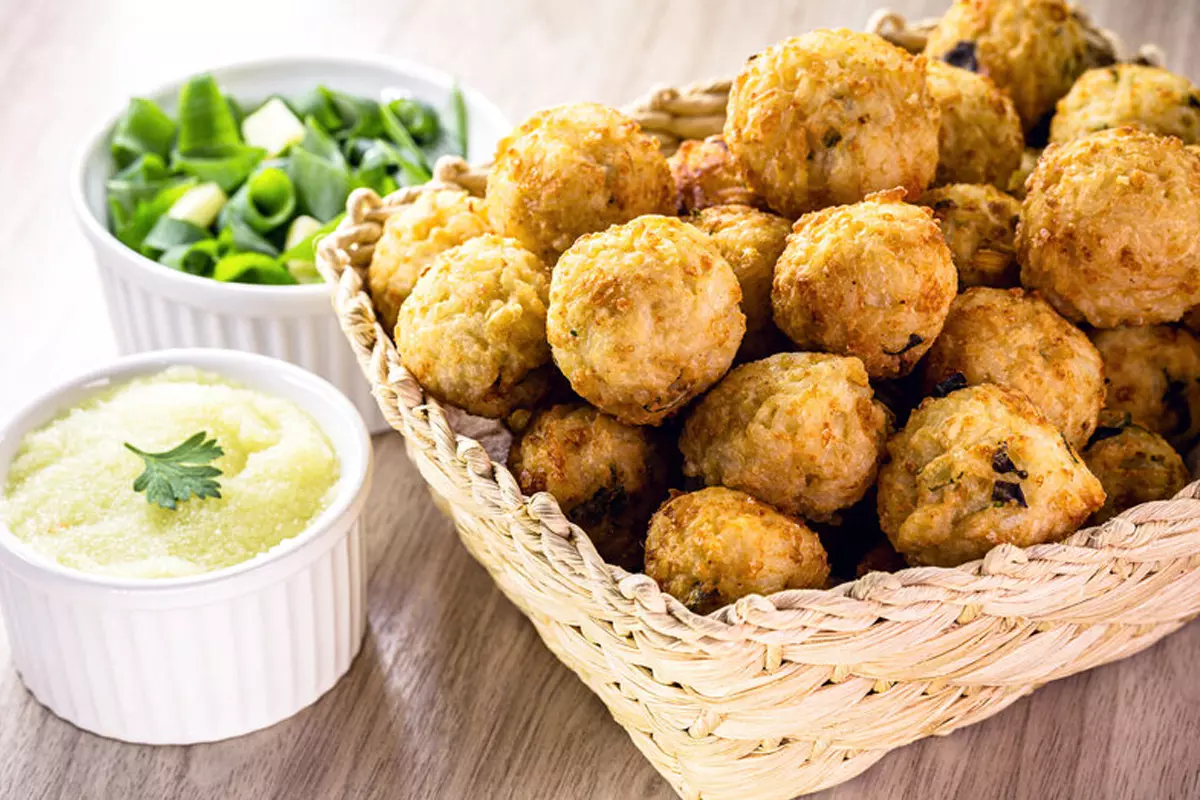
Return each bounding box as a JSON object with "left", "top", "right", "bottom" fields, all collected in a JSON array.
[{"left": 1, "top": 0, "right": 1199, "bottom": 797}]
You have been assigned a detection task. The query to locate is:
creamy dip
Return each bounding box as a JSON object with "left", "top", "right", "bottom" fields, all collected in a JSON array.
[{"left": 2, "top": 367, "right": 340, "bottom": 578}]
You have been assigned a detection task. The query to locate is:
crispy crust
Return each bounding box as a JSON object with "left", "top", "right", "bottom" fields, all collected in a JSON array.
[
  {"left": 486, "top": 103, "right": 674, "bottom": 262},
  {"left": 688, "top": 204, "right": 791, "bottom": 362},
  {"left": 925, "top": 60, "right": 1023, "bottom": 188},
  {"left": 679, "top": 352, "right": 891, "bottom": 521},
  {"left": 1051, "top": 64, "right": 1200, "bottom": 145},
  {"left": 644, "top": 487, "right": 830, "bottom": 615},
  {"left": 547, "top": 215, "right": 744, "bottom": 426},
  {"left": 367, "top": 189, "right": 490, "bottom": 333},
  {"left": 772, "top": 188, "right": 957, "bottom": 378},
  {"left": 724, "top": 29, "right": 939, "bottom": 217},
  {"left": 920, "top": 183, "right": 1022, "bottom": 289},
  {"left": 667, "top": 136, "right": 765, "bottom": 213},
  {"left": 1092, "top": 325, "right": 1200, "bottom": 449},
  {"left": 509, "top": 404, "right": 671, "bottom": 570},
  {"left": 925, "top": 0, "right": 1088, "bottom": 132},
  {"left": 1017, "top": 128, "right": 1200, "bottom": 328},
  {"left": 396, "top": 234, "right": 552, "bottom": 418},
  {"left": 878, "top": 384, "right": 1105, "bottom": 567},
  {"left": 1083, "top": 412, "right": 1189, "bottom": 524},
  {"left": 920, "top": 287, "right": 1104, "bottom": 448}
]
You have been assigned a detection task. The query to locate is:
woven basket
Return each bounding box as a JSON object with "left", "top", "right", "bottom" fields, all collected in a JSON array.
[{"left": 316, "top": 10, "right": 1200, "bottom": 799}]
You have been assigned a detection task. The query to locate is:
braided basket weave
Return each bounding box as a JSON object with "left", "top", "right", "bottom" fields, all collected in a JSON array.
[{"left": 316, "top": 10, "right": 1200, "bottom": 799}]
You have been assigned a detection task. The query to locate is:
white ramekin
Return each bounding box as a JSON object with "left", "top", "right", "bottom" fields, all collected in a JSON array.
[
  {"left": 71, "top": 55, "right": 511, "bottom": 434},
  {"left": 0, "top": 349, "right": 373, "bottom": 744}
]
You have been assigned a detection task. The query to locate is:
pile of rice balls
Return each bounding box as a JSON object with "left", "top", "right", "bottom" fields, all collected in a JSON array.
[{"left": 367, "top": 0, "right": 1200, "bottom": 615}]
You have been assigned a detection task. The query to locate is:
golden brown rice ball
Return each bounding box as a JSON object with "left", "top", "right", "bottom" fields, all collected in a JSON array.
[
  {"left": 396, "top": 234, "right": 552, "bottom": 418},
  {"left": 1092, "top": 326, "right": 1200, "bottom": 449},
  {"left": 509, "top": 404, "right": 671, "bottom": 570},
  {"left": 925, "top": 60, "right": 1023, "bottom": 189},
  {"left": 644, "top": 487, "right": 830, "bottom": 615},
  {"left": 772, "top": 189, "right": 957, "bottom": 379},
  {"left": 667, "top": 135, "right": 764, "bottom": 213},
  {"left": 368, "top": 189, "right": 490, "bottom": 333},
  {"left": 1083, "top": 412, "right": 1190, "bottom": 524},
  {"left": 688, "top": 204, "right": 791, "bottom": 361},
  {"left": 724, "top": 29, "right": 939, "bottom": 218},
  {"left": 920, "top": 184, "right": 1022, "bottom": 289},
  {"left": 547, "top": 215, "right": 744, "bottom": 426},
  {"left": 1007, "top": 147, "right": 1041, "bottom": 199},
  {"left": 485, "top": 103, "right": 673, "bottom": 261},
  {"left": 679, "top": 352, "right": 891, "bottom": 521},
  {"left": 921, "top": 287, "right": 1104, "bottom": 448},
  {"left": 877, "top": 384, "right": 1105, "bottom": 567},
  {"left": 1050, "top": 64, "right": 1200, "bottom": 145},
  {"left": 924, "top": 0, "right": 1088, "bottom": 133},
  {"left": 1017, "top": 128, "right": 1200, "bottom": 328}
]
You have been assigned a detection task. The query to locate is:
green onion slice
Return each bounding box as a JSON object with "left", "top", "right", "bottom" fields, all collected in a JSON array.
[
  {"left": 218, "top": 217, "right": 280, "bottom": 257},
  {"left": 142, "top": 216, "right": 209, "bottom": 255},
  {"left": 449, "top": 81, "right": 468, "bottom": 158},
  {"left": 171, "top": 144, "right": 265, "bottom": 193},
  {"left": 176, "top": 74, "right": 243, "bottom": 155},
  {"left": 115, "top": 179, "right": 197, "bottom": 252},
  {"left": 212, "top": 252, "right": 297, "bottom": 285},
  {"left": 223, "top": 166, "right": 296, "bottom": 233},
  {"left": 111, "top": 98, "right": 176, "bottom": 169},
  {"left": 160, "top": 239, "right": 222, "bottom": 276}
]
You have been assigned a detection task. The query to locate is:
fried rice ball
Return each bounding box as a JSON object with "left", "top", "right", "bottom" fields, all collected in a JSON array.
[
  {"left": 877, "top": 384, "right": 1105, "bottom": 567},
  {"left": 485, "top": 102, "right": 673, "bottom": 261},
  {"left": 1050, "top": 64, "right": 1200, "bottom": 145},
  {"left": 644, "top": 487, "right": 830, "bottom": 615},
  {"left": 687, "top": 204, "right": 791, "bottom": 361},
  {"left": 547, "top": 215, "right": 744, "bottom": 426},
  {"left": 924, "top": 0, "right": 1088, "bottom": 133},
  {"left": 724, "top": 29, "right": 939, "bottom": 218},
  {"left": 509, "top": 404, "right": 671, "bottom": 570},
  {"left": 679, "top": 352, "right": 891, "bottom": 521},
  {"left": 920, "top": 184, "right": 1022, "bottom": 289},
  {"left": 925, "top": 60, "right": 1023, "bottom": 188},
  {"left": 1083, "top": 412, "right": 1190, "bottom": 524},
  {"left": 367, "top": 189, "right": 490, "bottom": 333},
  {"left": 396, "top": 234, "right": 552, "bottom": 418},
  {"left": 1017, "top": 128, "right": 1200, "bottom": 328},
  {"left": 1092, "top": 325, "right": 1200, "bottom": 449},
  {"left": 1007, "top": 147, "right": 1041, "bottom": 199},
  {"left": 667, "top": 135, "right": 764, "bottom": 213},
  {"left": 772, "top": 189, "right": 957, "bottom": 379},
  {"left": 921, "top": 288, "right": 1104, "bottom": 448}
]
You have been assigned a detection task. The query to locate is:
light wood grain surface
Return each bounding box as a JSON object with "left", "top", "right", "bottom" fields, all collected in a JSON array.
[{"left": 1, "top": 1, "right": 1198, "bottom": 798}]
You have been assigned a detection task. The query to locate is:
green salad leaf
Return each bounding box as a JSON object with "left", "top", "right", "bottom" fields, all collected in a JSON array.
[
  {"left": 125, "top": 432, "right": 224, "bottom": 510},
  {"left": 213, "top": 252, "right": 297, "bottom": 285},
  {"left": 176, "top": 74, "right": 243, "bottom": 155},
  {"left": 160, "top": 238, "right": 222, "bottom": 276},
  {"left": 111, "top": 98, "right": 177, "bottom": 169}
]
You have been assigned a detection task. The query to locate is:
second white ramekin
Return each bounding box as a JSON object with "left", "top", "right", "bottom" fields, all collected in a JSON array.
[
  {"left": 0, "top": 349, "right": 373, "bottom": 744},
  {"left": 71, "top": 55, "right": 512, "bottom": 434}
]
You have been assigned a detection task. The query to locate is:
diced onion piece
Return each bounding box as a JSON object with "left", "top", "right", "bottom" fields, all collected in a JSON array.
[
  {"left": 242, "top": 98, "right": 306, "bottom": 157},
  {"left": 166, "top": 182, "right": 227, "bottom": 229}
]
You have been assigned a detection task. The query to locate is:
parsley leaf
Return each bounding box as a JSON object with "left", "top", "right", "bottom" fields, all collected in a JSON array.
[{"left": 124, "top": 432, "right": 224, "bottom": 510}]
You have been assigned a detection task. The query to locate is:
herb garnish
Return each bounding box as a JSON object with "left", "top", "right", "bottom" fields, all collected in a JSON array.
[
  {"left": 124, "top": 432, "right": 224, "bottom": 510},
  {"left": 991, "top": 480, "right": 1027, "bottom": 508},
  {"left": 884, "top": 334, "right": 924, "bottom": 356},
  {"left": 942, "top": 40, "right": 979, "bottom": 72},
  {"left": 1090, "top": 412, "right": 1133, "bottom": 444},
  {"left": 823, "top": 130, "right": 843, "bottom": 148},
  {"left": 991, "top": 443, "right": 1028, "bottom": 478},
  {"left": 931, "top": 372, "right": 968, "bottom": 398}
]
